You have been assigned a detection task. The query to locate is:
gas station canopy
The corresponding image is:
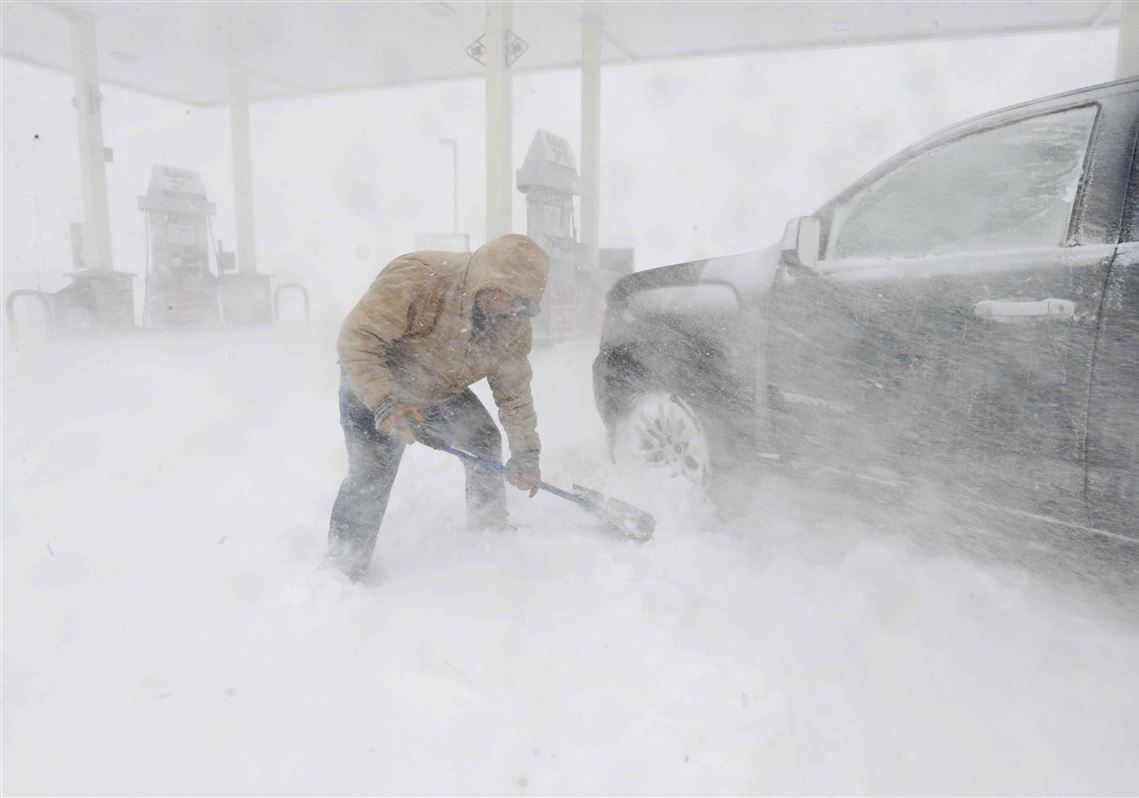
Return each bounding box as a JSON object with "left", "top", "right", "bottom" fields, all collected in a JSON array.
[{"left": 2, "top": 1, "right": 1125, "bottom": 106}]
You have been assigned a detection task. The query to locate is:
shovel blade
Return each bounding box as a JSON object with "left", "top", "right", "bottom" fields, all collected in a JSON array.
[{"left": 572, "top": 485, "right": 655, "bottom": 542}]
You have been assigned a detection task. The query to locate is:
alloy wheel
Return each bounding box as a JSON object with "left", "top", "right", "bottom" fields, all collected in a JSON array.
[{"left": 614, "top": 392, "right": 710, "bottom": 484}]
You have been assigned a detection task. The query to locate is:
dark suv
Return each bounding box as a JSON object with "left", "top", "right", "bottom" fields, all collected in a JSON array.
[{"left": 594, "top": 77, "right": 1138, "bottom": 543}]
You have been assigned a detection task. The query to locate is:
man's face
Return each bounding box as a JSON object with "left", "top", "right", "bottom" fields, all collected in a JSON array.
[{"left": 475, "top": 288, "right": 526, "bottom": 318}]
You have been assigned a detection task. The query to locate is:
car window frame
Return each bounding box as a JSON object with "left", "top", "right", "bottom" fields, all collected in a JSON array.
[{"left": 1122, "top": 126, "right": 1139, "bottom": 243}]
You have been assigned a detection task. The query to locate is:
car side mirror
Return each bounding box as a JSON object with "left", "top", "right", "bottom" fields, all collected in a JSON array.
[{"left": 781, "top": 216, "right": 821, "bottom": 271}]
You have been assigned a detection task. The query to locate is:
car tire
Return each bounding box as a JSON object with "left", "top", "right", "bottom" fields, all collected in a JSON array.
[{"left": 612, "top": 391, "right": 714, "bottom": 486}]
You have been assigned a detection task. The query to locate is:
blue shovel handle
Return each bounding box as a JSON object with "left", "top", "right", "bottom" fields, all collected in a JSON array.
[{"left": 433, "top": 442, "right": 591, "bottom": 508}]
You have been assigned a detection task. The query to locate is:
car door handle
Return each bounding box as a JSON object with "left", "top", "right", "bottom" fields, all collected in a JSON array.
[{"left": 972, "top": 298, "right": 1075, "bottom": 323}]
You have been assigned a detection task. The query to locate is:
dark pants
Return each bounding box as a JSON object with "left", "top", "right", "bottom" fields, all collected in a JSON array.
[{"left": 328, "top": 376, "right": 507, "bottom": 575}]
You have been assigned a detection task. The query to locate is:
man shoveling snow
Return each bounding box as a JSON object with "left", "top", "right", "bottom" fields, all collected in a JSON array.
[{"left": 330, "top": 234, "right": 550, "bottom": 579}]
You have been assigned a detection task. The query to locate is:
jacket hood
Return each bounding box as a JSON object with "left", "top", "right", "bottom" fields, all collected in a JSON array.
[{"left": 466, "top": 234, "right": 549, "bottom": 314}]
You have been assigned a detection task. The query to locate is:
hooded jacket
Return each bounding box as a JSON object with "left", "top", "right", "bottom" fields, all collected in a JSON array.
[{"left": 338, "top": 234, "right": 550, "bottom": 456}]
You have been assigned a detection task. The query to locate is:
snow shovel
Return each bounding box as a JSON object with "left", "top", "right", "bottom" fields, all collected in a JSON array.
[{"left": 432, "top": 442, "right": 655, "bottom": 542}]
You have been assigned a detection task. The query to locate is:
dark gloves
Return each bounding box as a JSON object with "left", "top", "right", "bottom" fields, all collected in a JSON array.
[
  {"left": 372, "top": 398, "right": 427, "bottom": 445},
  {"left": 506, "top": 450, "right": 540, "bottom": 497}
]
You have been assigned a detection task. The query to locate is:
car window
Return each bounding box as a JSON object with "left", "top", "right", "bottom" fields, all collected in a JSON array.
[{"left": 828, "top": 105, "right": 1098, "bottom": 260}]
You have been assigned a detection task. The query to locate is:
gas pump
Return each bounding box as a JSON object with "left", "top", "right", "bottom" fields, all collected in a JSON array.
[
  {"left": 517, "top": 130, "right": 581, "bottom": 340},
  {"left": 5, "top": 164, "right": 305, "bottom": 340},
  {"left": 516, "top": 130, "right": 633, "bottom": 341},
  {"left": 137, "top": 165, "right": 230, "bottom": 327}
]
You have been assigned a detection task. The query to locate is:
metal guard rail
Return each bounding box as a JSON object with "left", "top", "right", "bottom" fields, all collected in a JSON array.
[
  {"left": 5, "top": 289, "right": 55, "bottom": 340},
  {"left": 273, "top": 283, "right": 310, "bottom": 322}
]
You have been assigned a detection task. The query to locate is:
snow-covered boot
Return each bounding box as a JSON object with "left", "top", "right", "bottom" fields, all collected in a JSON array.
[{"left": 327, "top": 538, "right": 371, "bottom": 581}]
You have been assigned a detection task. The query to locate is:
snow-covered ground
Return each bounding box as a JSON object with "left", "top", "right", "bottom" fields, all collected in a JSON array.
[{"left": 3, "top": 325, "right": 1138, "bottom": 795}]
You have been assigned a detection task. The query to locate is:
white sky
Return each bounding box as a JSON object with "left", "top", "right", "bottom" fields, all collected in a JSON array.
[{"left": 0, "top": 25, "right": 1120, "bottom": 317}]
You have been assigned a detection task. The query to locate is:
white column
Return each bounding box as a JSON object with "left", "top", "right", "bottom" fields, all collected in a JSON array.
[
  {"left": 441, "top": 138, "right": 459, "bottom": 233},
  {"left": 1117, "top": 0, "right": 1139, "bottom": 79},
  {"left": 580, "top": 12, "right": 602, "bottom": 272},
  {"left": 485, "top": 0, "right": 512, "bottom": 239},
  {"left": 69, "top": 9, "right": 113, "bottom": 272},
  {"left": 230, "top": 70, "right": 257, "bottom": 274}
]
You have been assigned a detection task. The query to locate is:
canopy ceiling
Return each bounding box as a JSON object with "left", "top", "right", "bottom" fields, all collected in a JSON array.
[{"left": 1, "top": 1, "right": 1124, "bottom": 106}]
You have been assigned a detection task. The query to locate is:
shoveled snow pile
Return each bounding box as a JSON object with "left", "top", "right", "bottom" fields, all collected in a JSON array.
[{"left": 4, "top": 325, "right": 1137, "bottom": 794}]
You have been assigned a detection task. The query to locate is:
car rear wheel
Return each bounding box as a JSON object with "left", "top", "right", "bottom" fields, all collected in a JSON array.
[{"left": 613, "top": 392, "right": 711, "bottom": 485}]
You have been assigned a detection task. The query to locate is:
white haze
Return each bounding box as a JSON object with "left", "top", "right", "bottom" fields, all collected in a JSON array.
[{"left": 3, "top": 24, "right": 1138, "bottom": 796}]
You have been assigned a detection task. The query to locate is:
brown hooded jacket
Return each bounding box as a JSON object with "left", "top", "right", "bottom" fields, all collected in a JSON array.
[{"left": 338, "top": 234, "right": 550, "bottom": 455}]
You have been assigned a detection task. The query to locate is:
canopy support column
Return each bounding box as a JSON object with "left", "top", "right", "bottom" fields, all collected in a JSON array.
[
  {"left": 1117, "top": 0, "right": 1139, "bottom": 79},
  {"left": 221, "top": 70, "right": 273, "bottom": 325},
  {"left": 580, "top": 12, "right": 602, "bottom": 272},
  {"left": 485, "top": 0, "right": 512, "bottom": 239},
  {"left": 61, "top": 7, "right": 134, "bottom": 332},
  {"left": 230, "top": 70, "right": 258, "bottom": 274},
  {"left": 70, "top": 9, "right": 113, "bottom": 273}
]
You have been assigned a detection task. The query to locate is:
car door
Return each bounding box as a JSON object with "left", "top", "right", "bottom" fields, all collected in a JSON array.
[
  {"left": 1086, "top": 123, "right": 1139, "bottom": 540},
  {"left": 768, "top": 97, "right": 1118, "bottom": 526}
]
